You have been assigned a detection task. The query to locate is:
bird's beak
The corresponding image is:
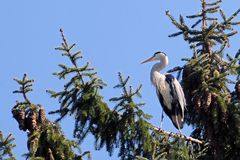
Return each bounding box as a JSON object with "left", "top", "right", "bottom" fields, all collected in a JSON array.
[{"left": 141, "top": 56, "right": 155, "bottom": 64}]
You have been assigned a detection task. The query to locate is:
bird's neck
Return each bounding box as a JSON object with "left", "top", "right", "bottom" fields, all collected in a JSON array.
[
  {"left": 150, "top": 57, "right": 168, "bottom": 84},
  {"left": 151, "top": 57, "right": 168, "bottom": 73}
]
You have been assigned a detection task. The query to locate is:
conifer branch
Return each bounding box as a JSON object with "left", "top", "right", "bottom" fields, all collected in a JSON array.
[
  {"left": 206, "top": 0, "right": 222, "bottom": 6},
  {"left": 57, "top": 29, "right": 84, "bottom": 84},
  {"left": 166, "top": 11, "right": 186, "bottom": 31},
  {"left": 225, "top": 8, "right": 240, "bottom": 23},
  {"left": 13, "top": 74, "right": 33, "bottom": 104},
  {"left": 202, "top": 0, "right": 207, "bottom": 29},
  {"left": 48, "top": 29, "right": 106, "bottom": 124},
  {"left": 0, "top": 131, "right": 16, "bottom": 159},
  {"left": 191, "top": 19, "right": 202, "bottom": 28}
]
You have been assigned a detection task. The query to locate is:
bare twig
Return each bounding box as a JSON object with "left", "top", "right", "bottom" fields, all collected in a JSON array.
[{"left": 152, "top": 126, "right": 203, "bottom": 144}]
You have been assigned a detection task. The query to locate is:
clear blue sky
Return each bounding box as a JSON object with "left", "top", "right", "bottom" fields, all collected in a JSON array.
[{"left": 1, "top": 1, "right": 239, "bottom": 159}]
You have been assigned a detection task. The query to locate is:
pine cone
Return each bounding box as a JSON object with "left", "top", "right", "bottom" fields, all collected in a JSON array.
[
  {"left": 38, "top": 107, "right": 47, "bottom": 124},
  {"left": 204, "top": 92, "right": 212, "bottom": 111},
  {"left": 18, "top": 110, "right": 26, "bottom": 130},
  {"left": 27, "top": 111, "right": 38, "bottom": 131},
  {"left": 12, "top": 109, "right": 27, "bottom": 131}
]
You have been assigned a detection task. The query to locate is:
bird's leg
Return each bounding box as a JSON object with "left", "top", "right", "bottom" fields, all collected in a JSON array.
[
  {"left": 160, "top": 109, "right": 164, "bottom": 129},
  {"left": 178, "top": 128, "right": 183, "bottom": 135}
]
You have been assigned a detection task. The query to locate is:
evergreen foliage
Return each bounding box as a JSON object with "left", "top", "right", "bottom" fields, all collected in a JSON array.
[
  {"left": 47, "top": 29, "right": 201, "bottom": 159},
  {"left": 7, "top": 1, "right": 240, "bottom": 159},
  {"left": 47, "top": 30, "right": 157, "bottom": 158},
  {"left": 0, "top": 132, "right": 15, "bottom": 160},
  {"left": 107, "top": 73, "right": 153, "bottom": 159},
  {"left": 166, "top": 0, "right": 240, "bottom": 159},
  {"left": 11, "top": 74, "right": 91, "bottom": 160},
  {"left": 47, "top": 29, "right": 108, "bottom": 144}
]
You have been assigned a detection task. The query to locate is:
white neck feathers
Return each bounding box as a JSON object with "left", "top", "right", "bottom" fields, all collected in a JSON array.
[{"left": 150, "top": 56, "right": 168, "bottom": 85}]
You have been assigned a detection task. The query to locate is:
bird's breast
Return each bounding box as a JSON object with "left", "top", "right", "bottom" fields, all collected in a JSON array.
[{"left": 151, "top": 72, "right": 173, "bottom": 110}]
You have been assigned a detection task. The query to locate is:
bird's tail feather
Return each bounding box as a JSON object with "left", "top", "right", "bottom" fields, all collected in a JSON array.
[
  {"left": 171, "top": 114, "right": 183, "bottom": 129},
  {"left": 171, "top": 102, "right": 184, "bottom": 129}
]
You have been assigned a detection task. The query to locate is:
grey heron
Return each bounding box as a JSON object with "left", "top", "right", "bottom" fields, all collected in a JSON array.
[{"left": 142, "top": 51, "right": 186, "bottom": 130}]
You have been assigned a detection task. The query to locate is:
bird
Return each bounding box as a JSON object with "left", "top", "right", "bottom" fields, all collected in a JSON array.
[{"left": 142, "top": 51, "right": 186, "bottom": 130}]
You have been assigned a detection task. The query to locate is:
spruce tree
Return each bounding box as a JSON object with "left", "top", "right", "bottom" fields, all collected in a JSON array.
[
  {"left": 166, "top": 0, "right": 240, "bottom": 159},
  {"left": 11, "top": 74, "right": 91, "bottom": 160},
  {"left": 3, "top": 0, "right": 240, "bottom": 159}
]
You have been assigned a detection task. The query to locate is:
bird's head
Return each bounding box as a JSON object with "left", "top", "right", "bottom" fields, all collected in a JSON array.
[{"left": 141, "top": 51, "right": 168, "bottom": 64}]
